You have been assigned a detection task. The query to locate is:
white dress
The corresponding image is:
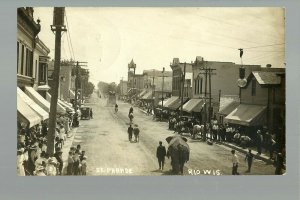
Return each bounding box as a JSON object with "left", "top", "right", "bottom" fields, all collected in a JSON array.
[{"left": 17, "top": 154, "right": 26, "bottom": 176}]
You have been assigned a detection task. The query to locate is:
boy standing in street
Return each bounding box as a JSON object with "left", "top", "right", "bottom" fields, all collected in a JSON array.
[
  {"left": 245, "top": 149, "right": 254, "bottom": 173},
  {"left": 231, "top": 149, "right": 239, "bottom": 175}
]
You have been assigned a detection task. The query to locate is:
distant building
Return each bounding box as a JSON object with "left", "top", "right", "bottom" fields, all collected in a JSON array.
[
  {"left": 164, "top": 58, "right": 192, "bottom": 111},
  {"left": 127, "top": 59, "right": 137, "bottom": 97},
  {"left": 118, "top": 79, "right": 128, "bottom": 97},
  {"left": 142, "top": 69, "right": 173, "bottom": 106}
]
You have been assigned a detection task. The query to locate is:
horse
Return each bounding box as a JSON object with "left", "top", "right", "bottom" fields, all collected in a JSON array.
[
  {"left": 192, "top": 124, "right": 204, "bottom": 139},
  {"left": 128, "top": 112, "right": 134, "bottom": 123},
  {"left": 174, "top": 121, "right": 185, "bottom": 135}
]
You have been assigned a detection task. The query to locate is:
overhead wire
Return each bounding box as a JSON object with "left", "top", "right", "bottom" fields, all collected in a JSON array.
[
  {"left": 243, "top": 43, "right": 285, "bottom": 50},
  {"left": 65, "top": 9, "right": 76, "bottom": 61}
]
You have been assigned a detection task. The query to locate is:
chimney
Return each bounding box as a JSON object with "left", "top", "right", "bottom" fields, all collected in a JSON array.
[{"left": 266, "top": 64, "right": 272, "bottom": 68}]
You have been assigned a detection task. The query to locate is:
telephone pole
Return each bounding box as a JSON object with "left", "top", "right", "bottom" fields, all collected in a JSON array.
[
  {"left": 152, "top": 69, "right": 155, "bottom": 111},
  {"left": 180, "top": 62, "right": 186, "bottom": 117},
  {"left": 121, "top": 77, "right": 124, "bottom": 98},
  {"left": 47, "top": 7, "right": 66, "bottom": 156},
  {"left": 74, "top": 61, "right": 88, "bottom": 110},
  {"left": 196, "top": 61, "right": 216, "bottom": 140}
]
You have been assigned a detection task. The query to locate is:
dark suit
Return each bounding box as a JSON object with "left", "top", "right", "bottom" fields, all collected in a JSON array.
[{"left": 156, "top": 145, "right": 167, "bottom": 170}]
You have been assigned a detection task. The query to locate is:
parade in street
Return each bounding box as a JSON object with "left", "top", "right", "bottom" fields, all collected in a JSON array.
[{"left": 16, "top": 7, "right": 285, "bottom": 176}]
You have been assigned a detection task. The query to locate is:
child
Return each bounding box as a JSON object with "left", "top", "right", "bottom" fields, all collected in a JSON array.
[
  {"left": 81, "top": 156, "right": 87, "bottom": 175},
  {"left": 73, "top": 150, "right": 81, "bottom": 175},
  {"left": 67, "top": 151, "right": 74, "bottom": 175}
]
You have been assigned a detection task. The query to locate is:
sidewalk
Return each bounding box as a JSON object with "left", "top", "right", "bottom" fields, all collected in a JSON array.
[{"left": 216, "top": 141, "right": 274, "bottom": 164}]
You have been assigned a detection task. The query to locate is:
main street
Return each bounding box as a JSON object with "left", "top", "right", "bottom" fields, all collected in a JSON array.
[{"left": 71, "top": 93, "right": 276, "bottom": 176}]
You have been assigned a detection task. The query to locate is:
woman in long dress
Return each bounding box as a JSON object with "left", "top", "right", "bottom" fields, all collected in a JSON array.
[{"left": 17, "top": 148, "right": 26, "bottom": 176}]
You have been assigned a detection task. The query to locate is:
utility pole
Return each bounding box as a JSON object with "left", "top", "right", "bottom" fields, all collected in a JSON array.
[
  {"left": 196, "top": 61, "right": 216, "bottom": 140},
  {"left": 121, "top": 77, "right": 124, "bottom": 98},
  {"left": 161, "top": 67, "right": 165, "bottom": 107},
  {"left": 152, "top": 69, "right": 155, "bottom": 111},
  {"left": 47, "top": 7, "right": 66, "bottom": 156},
  {"left": 180, "top": 62, "right": 186, "bottom": 117},
  {"left": 74, "top": 61, "right": 79, "bottom": 110},
  {"left": 74, "top": 61, "right": 88, "bottom": 110}
]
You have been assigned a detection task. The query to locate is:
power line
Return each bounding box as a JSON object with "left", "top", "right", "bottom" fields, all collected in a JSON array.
[
  {"left": 243, "top": 43, "right": 285, "bottom": 50},
  {"left": 64, "top": 30, "right": 73, "bottom": 60},
  {"left": 65, "top": 10, "right": 75, "bottom": 60}
]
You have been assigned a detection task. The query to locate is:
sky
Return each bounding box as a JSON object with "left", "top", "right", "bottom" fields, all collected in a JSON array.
[{"left": 33, "top": 7, "right": 285, "bottom": 85}]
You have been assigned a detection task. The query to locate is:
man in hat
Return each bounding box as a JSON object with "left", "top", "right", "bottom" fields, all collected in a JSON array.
[
  {"left": 133, "top": 124, "right": 140, "bottom": 143},
  {"left": 54, "top": 149, "right": 63, "bottom": 175},
  {"left": 256, "top": 130, "right": 263, "bottom": 155},
  {"left": 245, "top": 149, "right": 254, "bottom": 172},
  {"left": 156, "top": 141, "right": 167, "bottom": 170},
  {"left": 127, "top": 124, "right": 133, "bottom": 142}
]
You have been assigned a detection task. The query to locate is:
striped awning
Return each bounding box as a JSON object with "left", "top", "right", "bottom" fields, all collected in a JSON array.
[
  {"left": 17, "top": 87, "right": 48, "bottom": 120},
  {"left": 141, "top": 91, "right": 153, "bottom": 100},
  {"left": 17, "top": 91, "right": 41, "bottom": 128},
  {"left": 163, "top": 96, "right": 179, "bottom": 108},
  {"left": 225, "top": 104, "right": 267, "bottom": 126},
  {"left": 182, "top": 99, "right": 204, "bottom": 113},
  {"left": 168, "top": 97, "right": 189, "bottom": 110},
  {"left": 25, "top": 86, "right": 50, "bottom": 113}
]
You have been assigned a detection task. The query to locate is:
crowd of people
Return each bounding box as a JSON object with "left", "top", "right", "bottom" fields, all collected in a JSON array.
[
  {"left": 17, "top": 112, "right": 75, "bottom": 176},
  {"left": 67, "top": 144, "right": 87, "bottom": 175}
]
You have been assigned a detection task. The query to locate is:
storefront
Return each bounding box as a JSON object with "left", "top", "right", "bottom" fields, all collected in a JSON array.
[{"left": 224, "top": 104, "right": 267, "bottom": 138}]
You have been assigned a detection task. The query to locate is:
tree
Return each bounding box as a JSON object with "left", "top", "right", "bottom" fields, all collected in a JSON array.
[{"left": 84, "top": 82, "right": 95, "bottom": 97}]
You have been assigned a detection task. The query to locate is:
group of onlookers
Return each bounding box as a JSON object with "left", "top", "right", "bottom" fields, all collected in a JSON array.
[
  {"left": 67, "top": 144, "right": 87, "bottom": 175},
  {"left": 17, "top": 112, "right": 75, "bottom": 176}
]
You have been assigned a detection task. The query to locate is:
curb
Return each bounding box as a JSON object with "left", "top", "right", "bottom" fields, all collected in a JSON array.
[{"left": 219, "top": 142, "right": 274, "bottom": 164}]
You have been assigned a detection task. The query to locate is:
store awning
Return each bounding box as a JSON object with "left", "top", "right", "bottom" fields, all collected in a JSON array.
[
  {"left": 46, "top": 92, "right": 66, "bottom": 114},
  {"left": 224, "top": 104, "right": 267, "bottom": 126},
  {"left": 69, "top": 90, "right": 75, "bottom": 99},
  {"left": 219, "top": 101, "right": 240, "bottom": 116},
  {"left": 58, "top": 99, "right": 74, "bottom": 112},
  {"left": 182, "top": 99, "right": 204, "bottom": 113},
  {"left": 158, "top": 99, "right": 169, "bottom": 106},
  {"left": 168, "top": 97, "right": 189, "bottom": 110},
  {"left": 141, "top": 91, "right": 153, "bottom": 100},
  {"left": 138, "top": 89, "right": 148, "bottom": 98},
  {"left": 17, "top": 93, "right": 41, "bottom": 128},
  {"left": 17, "top": 87, "right": 48, "bottom": 120},
  {"left": 25, "top": 86, "right": 50, "bottom": 113},
  {"left": 163, "top": 96, "right": 179, "bottom": 108}
]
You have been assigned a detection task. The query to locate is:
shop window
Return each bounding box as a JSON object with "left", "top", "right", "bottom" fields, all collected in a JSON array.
[
  {"left": 20, "top": 44, "right": 24, "bottom": 75},
  {"left": 17, "top": 42, "right": 19, "bottom": 71}
]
